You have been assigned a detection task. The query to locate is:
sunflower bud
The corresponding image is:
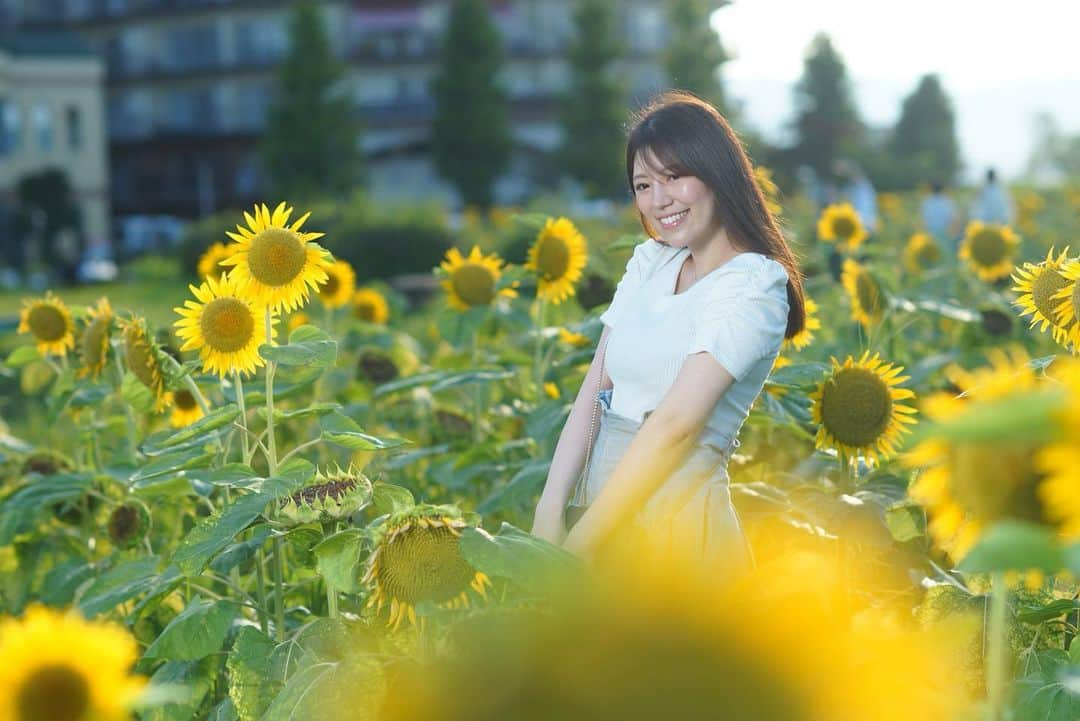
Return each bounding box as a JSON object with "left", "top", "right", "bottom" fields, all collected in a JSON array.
[{"left": 279, "top": 465, "right": 371, "bottom": 525}]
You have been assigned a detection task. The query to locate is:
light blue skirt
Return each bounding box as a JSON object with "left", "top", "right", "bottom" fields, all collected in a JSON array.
[{"left": 581, "top": 390, "right": 753, "bottom": 572}]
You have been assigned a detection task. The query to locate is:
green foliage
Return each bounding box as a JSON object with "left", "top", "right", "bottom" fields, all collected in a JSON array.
[
  {"left": 888, "top": 74, "right": 962, "bottom": 185},
  {"left": 259, "top": 1, "right": 361, "bottom": 201},
  {"left": 559, "top": 0, "right": 627, "bottom": 200},
  {"left": 664, "top": 0, "right": 733, "bottom": 118},
  {"left": 789, "top": 33, "right": 863, "bottom": 177},
  {"left": 430, "top": 0, "right": 512, "bottom": 209}
]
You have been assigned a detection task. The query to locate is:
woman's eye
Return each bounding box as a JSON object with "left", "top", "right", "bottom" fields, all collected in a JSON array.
[{"left": 635, "top": 183, "right": 648, "bottom": 192}]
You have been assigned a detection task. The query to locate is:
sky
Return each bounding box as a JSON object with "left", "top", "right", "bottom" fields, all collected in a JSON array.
[{"left": 710, "top": 0, "right": 1080, "bottom": 181}]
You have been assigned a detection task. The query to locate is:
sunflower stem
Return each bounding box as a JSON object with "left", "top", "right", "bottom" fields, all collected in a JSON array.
[
  {"left": 233, "top": 371, "right": 251, "bottom": 462},
  {"left": 263, "top": 307, "right": 287, "bottom": 642},
  {"left": 254, "top": 547, "right": 269, "bottom": 635},
  {"left": 986, "top": 571, "right": 1011, "bottom": 721},
  {"left": 326, "top": 582, "right": 339, "bottom": 619},
  {"left": 471, "top": 333, "right": 482, "bottom": 444},
  {"left": 272, "top": 535, "right": 287, "bottom": 641},
  {"left": 533, "top": 297, "right": 547, "bottom": 393}
]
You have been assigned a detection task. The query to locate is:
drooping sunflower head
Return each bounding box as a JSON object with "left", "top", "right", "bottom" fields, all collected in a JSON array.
[
  {"left": 1011, "top": 246, "right": 1073, "bottom": 344},
  {"left": 841, "top": 259, "right": 885, "bottom": 328},
  {"left": 280, "top": 465, "right": 371, "bottom": 525},
  {"left": 363, "top": 507, "right": 491, "bottom": 630},
  {"left": 17, "top": 292, "right": 75, "bottom": 357},
  {"left": 959, "top": 221, "right": 1019, "bottom": 282},
  {"left": 782, "top": 297, "right": 820, "bottom": 352},
  {"left": 1049, "top": 260, "right": 1080, "bottom": 351},
  {"left": 816, "top": 203, "right": 867, "bottom": 252},
  {"left": 810, "top": 352, "right": 918, "bottom": 464},
  {"left": 525, "top": 217, "right": 588, "bottom": 304},
  {"left": 902, "top": 233, "right": 942, "bottom": 274},
  {"left": 173, "top": 272, "right": 275, "bottom": 378},
  {"left": 167, "top": 388, "right": 204, "bottom": 428},
  {"left": 576, "top": 272, "right": 614, "bottom": 311},
  {"left": 438, "top": 246, "right": 516, "bottom": 312},
  {"left": 0, "top": 604, "right": 146, "bottom": 721},
  {"left": 221, "top": 202, "right": 332, "bottom": 313},
  {"left": 317, "top": 258, "right": 357, "bottom": 309},
  {"left": 754, "top": 165, "right": 782, "bottom": 216},
  {"left": 352, "top": 287, "right": 390, "bottom": 324},
  {"left": 907, "top": 349, "right": 1050, "bottom": 560},
  {"left": 107, "top": 503, "right": 150, "bottom": 550},
  {"left": 357, "top": 349, "right": 400, "bottom": 385},
  {"left": 197, "top": 241, "right": 238, "bottom": 281},
  {"left": 77, "top": 297, "right": 114, "bottom": 379},
  {"left": 119, "top": 316, "right": 167, "bottom": 410}
]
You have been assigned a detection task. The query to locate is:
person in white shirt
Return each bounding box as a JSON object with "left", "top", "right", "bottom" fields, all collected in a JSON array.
[
  {"left": 531, "top": 90, "right": 807, "bottom": 568},
  {"left": 970, "top": 168, "right": 1015, "bottom": 225}
]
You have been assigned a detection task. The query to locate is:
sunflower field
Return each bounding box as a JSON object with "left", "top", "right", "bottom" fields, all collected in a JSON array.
[{"left": 3, "top": 183, "right": 1080, "bottom": 721}]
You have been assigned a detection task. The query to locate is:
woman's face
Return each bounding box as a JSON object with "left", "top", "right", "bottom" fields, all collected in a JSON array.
[{"left": 632, "top": 149, "right": 720, "bottom": 248}]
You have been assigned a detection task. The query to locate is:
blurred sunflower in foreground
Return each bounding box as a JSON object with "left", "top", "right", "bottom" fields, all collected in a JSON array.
[
  {"left": 959, "top": 222, "right": 1018, "bottom": 282},
  {"left": 817, "top": 203, "right": 866, "bottom": 253},
  {"left": 1012, "top": 246, "right": 1073, "bottom": 345},
  {"left": 1036, "top": 358, "right": 1080, "bottom": 540},
  {"left": 0, "top": 605, "right": 146, "bottom": 721},
  {"left": 526, "top": 216, "right": 588, "bottom": 304},
  {"left": 18, "top": 292, "right": 74, "bottom": 357},
  {"left": 437, "top": 246, "right": 516, "bottom": 311}
]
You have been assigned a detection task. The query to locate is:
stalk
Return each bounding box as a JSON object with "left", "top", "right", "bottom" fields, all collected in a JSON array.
[
  {"left": 264, "top": 307, "right": 286, "bottom": 641},
  {"left": 986, "top": 572, "right": 1011, "bottom": 721}
]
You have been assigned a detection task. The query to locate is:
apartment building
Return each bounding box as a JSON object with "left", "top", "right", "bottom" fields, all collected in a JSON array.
[{"left": 15, "top": 0, "right": 683, "bottom": 220}]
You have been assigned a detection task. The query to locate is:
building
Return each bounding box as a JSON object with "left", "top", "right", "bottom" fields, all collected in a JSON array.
[
  {"left": 14, "top": 0, "right": 687, "bottom": 222},
  {"left": 0, "top": 31, "right": 110, "bottom": 253}
]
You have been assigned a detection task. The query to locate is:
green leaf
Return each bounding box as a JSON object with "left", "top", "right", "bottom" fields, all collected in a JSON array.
[
  {"left": 173, "top": 493, "right": 271, "bottom": 576},
  {"left": 121, "top": 371, "right": 155, "bottom": 413},
  {"left": 227, "top": 626, "right": 277, "bottom": 721},
  {"left": 429, "top": 367, "right": 515, "bottom": 392},
  {"left": 211, "top": 525, "right": 272, "bottom": 575},
  {"left": 258, "top": 402, "right": 341, "bottom": 422},
  {"left": 958, "top": 521, "right": 1064, "bottom": 573},
  {"left": 259, "top": 326, "right": 337, "bottom": 368},
  {"left": 884, "top": 501, "right": 926, "bottom": 543},
  {"left": 198, "top": 464, "right": 264, "bottom": 490},
  {"left": 372, "top": 370, "right": 445, "bottom": 397},
  {"left": 459, "top": 523, "right": 581, "bottom": 592},
  {"left": 313, "top": 529, "right": 364, "bottom": 593},
  {"left": 478, "top": 460, "right": 549, "bottom": 514},
  {"left": 768, "top": 362, "right": 830, "bottom": 388},
  {"left": 260, "top": 662, "right": 337, "bottom": 721},
  {"left": 208, "top": 699, "right": 239, "bottom": 721},
  {"left": 320, "top": 412, "right": 410, "bottom": 451},
  {"left": 140, "top": 405, "right": 239, "bottom": 455},
  {"left": 371, "top": 482, "right": 414, "bottom": 516},
  {"left": 40, "top": 560, "right": 96, "bottom": 607},
  {"left": 1017, "top": 599, "right": 1080, "bottom": 625},
  {"left": 141, "top": 660, "right": 213, "bottom": 721},
  {"left": 131, "top": 447, "right": 216, "bottom": 485},
  {"left": 6, "top": 344, "right": 40, "bottom": 368},
  {"left": 144, "top": 598, "right": 237, "bottom": 661},
  {"left": 78, "top": 556, "right": 161, "bottom": 617}
]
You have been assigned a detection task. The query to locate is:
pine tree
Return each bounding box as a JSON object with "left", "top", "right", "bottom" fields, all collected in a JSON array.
[
  {"left": 430, "top": 0, "right": 512, "bottom": 209},
  {"left": 890, "top": 74, "right": 961, "bottom": 183},
  {"left": 260, "top": 1, "right": 360, "bottom": 201},
  {"left": 664, "top": 0, "right": 733, "bottom": 119},
  {"left": 790, "top": 33, "right": 862, "bottom": 176},
  {"left": 559, "top": 0, "right": 627, "bottom": 200}
]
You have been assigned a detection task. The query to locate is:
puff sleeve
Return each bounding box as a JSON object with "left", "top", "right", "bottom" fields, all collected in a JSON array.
[
  {"left": 599, "top": 239, "right": 669, "bottom": 329},
  {"left": 686, "top": 258, "right": 790, "bottom": 381}
]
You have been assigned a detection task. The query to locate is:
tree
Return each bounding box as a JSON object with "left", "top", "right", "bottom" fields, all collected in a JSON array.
[
  {"left": 1027, "top": 112, "right": 1080, "bottom": 182},
  {"left": 559, "top": 0, "right": 626, "bottom": 200},
  {"left": 664, "top": 0, "right": 734, "bottom": 119},
  {"left": 260, "top": 0, "right": 360, "bottom": 201},
  {"left": 430, "top": 0, "right": 512, "bottom": 209},
  {"left": 889, "top": 74, "right": 961, "bottom": 184},
  {"left": 789, "top": 33, "right": 862, "bottom": 177}
]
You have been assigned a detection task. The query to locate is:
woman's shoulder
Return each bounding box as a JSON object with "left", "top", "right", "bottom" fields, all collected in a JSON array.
[
  {"left": 711, "top": 252, "right": 789, "bottom": 292},
  {"left": 633, "top": 237, "right": 683, "bottom": 265}
]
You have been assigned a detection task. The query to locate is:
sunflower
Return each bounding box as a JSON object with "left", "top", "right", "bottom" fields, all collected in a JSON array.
[
  {"left": 902, "top": 233, "right": 942, "bottom": 274},
  {"left": 317, "top": 258, "right": 357, "bottom": 309},
  {"left": 363, "top": 507, "right": 491, "bottom": 630},
  {"left": 352, "top": 287, "right": 390, "bottom": 324},
  {"left": 77, "top": 297, "right": 113, "bottom": 379},
  {"left": 17, "top": 292, "right": 74, "bottom": 357},
  {"left": 841, "top": 259, "right": 884, "bottom": 328},
  {"left": 357, "top": 349, "right": 399, "bottom": 385},
  {"left": 959, "top": 221, "right": 1019, "bottom": 282},
  {"left": 1036, "top": 358, "right": 1080, "bottom": 540},
  {"left": 438, "top": 246, "right": 516, "bottom": 311},
  {"left": 557, "top": 327, "right": 590, "bottom": 348},
  {"left": 1012, "top": 246, "right": 1073, "bottom": 345},
  {"left": 525, "top": 217, "right": 588, "bottom": 304},
  {"left": 197, "top": 241, "right": 237, "bottom": 281},
  {"left": 119, "top": 317, "right": 167, "bottom": 410},
  {"left": 816, "top": 203, "right": 866, "bottom": 252},
  {"left": 173, "top": 272, "right": 274, "bottom": 378},
  {"left": 0, "top": 604, "right": 146, "bottom": 721},
  {"left": 754, "top": 165, "right": 782, "bottom": 216},
  {"left": 543, "top": 382, "right": 560, "bottom": 399},
  {"left": 878, "top": 192, "right": 904, "bottom": 220},
  {"left": 221, "top": 202, "right": 331, "bottom": 313},
  {"left": 287, "top": 312, "right": 311, "bottom": 334},
  {"left": 783, "top": 297, "right": 820, "bottom": 352},
  {"left": 167, "top": 388, "right": 204, "bottom": 428},
  {"left": 280, "top": 465, "right": 371, "bottom": 525},
  {"left": 810, "top": 352, "right": 917, "bottom": 464},
  {"left": 107, "top": 503, "right": 149, "bottom": 550},
  {"left": 1050, "top": 260, "right": 1080, "bottom": 350},
  {"left": 907, "top": 349, "right": 1052, "bottom": 560}
]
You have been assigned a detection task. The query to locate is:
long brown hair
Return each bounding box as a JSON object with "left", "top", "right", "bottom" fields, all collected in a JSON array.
[{"left": 625, "top": 90, "right": 806, "bottom": 339}]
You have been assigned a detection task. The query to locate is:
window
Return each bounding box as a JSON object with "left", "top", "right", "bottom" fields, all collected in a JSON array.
[
  {"left": 0, "top": 100, "right": 21, "bottom": 155},
  {"left": 33, "top": 103, "right": 53, "bottom": 152},
  {"left": 66, "top": 106, "right": 82, "bottom": 150}
]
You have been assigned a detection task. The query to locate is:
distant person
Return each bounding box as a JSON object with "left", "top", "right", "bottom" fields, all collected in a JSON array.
[
  {"left": 970, "top": 168, "right": 1015, "bottom": 225},
  {"left": 920, "top": 181, "right": 960, "bottom": 256},
  {"left": 834, "top": 159, "right": 878, "bottom": 233}
]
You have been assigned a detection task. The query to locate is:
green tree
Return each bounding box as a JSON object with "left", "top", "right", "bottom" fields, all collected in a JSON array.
[
  {"left": 430, "top": 0, "right": 512, "bottom": 209},
  {"left": 260, "top": 0, "right": 360, "bottom": 201},
  {"left": 790, "top": 33, "right": 862, "bottom": 176},
  {"left": 664, "top": 0, "right": 733, "bottom": 119},
  {"left": 889, "top": 74, "right": 961, "bottom": 184},
  {"left": 559, "top": 0, "right": 626, "bottom": 200}
]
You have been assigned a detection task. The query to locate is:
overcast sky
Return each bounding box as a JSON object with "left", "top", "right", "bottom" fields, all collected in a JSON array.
[{"left": 711, "top": 0, "right": 1080, "bottom": 181}]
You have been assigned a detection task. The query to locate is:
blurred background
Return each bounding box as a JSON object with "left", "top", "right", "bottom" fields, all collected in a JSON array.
[{"left": 0, "top": 0, "right": 1077, "bottom": 294}]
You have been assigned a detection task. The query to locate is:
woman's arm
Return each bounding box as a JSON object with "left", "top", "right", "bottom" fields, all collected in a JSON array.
[
  {"left": 530, "top": 326, "right": 613, "bottom": 544},
  {"left": 561, "top": 351, "right": 736, "bottom": 555}
]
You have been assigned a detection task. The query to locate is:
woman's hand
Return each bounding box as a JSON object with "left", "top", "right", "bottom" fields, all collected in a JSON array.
[{"left": 530, "top": 501, "right": 568, "bottom": 546}]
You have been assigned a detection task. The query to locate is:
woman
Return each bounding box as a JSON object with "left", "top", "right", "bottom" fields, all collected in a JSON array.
[{"left": 530, "top": 91, "right": 806, "bottom": 567}]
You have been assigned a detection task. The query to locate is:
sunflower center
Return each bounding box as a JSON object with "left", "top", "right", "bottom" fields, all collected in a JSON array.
[
  {"left": 377, "top": 524, "right": 478, "bottom": 604},
  {"left": 358, "top": 351, "right": 398, "bottom": 384},
  {"left": 247, "top": 228, "right": 307, "bottom": 287},
  {"left": 174, "top": 389, "right": 198, "bottom": 411},
  {"left": 16, "top": 663, "right": 90, "bottom": 721},
  {"left": 200, "top": 298, "right": 255, "bottom": 353},
  {"left": 970, "top": 229, "right": 1006, "bottom": 267},
  {"left": 915, "top": 241, "right": 940, "bottom": 267},
  {"left": 1032, "top": 267, "right": 1069, "bottom": 322},
  {"left": 949, "top": 443, "right": 1044, "bottom": 524},
  {"left": 451, "top": 264, "right": 497, "bottom": 306},
  {"left": 831, "top": 216, "right": 856, "bottom": 240},
  {"left": 28, "top": 305, "right": 67, "bottom": 342},
  {"left": 108, "top": 504, "right": 141, "bottom": 543},
  {"left": 854, "top": 271, "right": 880, "bottom": 314},
  {"left": 354, "top": 300, "right": 378, "bottom": 322},
  {"left": 319, "top": 273, "right": 340, "bottom": 298},
  {"left": 536, "top": 236, "right": 572, "bottom": 280},
  {"left": 820, "top": 367, "right": 892, "bottom": 448}
]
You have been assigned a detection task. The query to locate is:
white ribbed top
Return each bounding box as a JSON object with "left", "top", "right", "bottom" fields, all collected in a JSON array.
[{"left": 598, "top": 239, "right": 789, "bottom": 452}]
